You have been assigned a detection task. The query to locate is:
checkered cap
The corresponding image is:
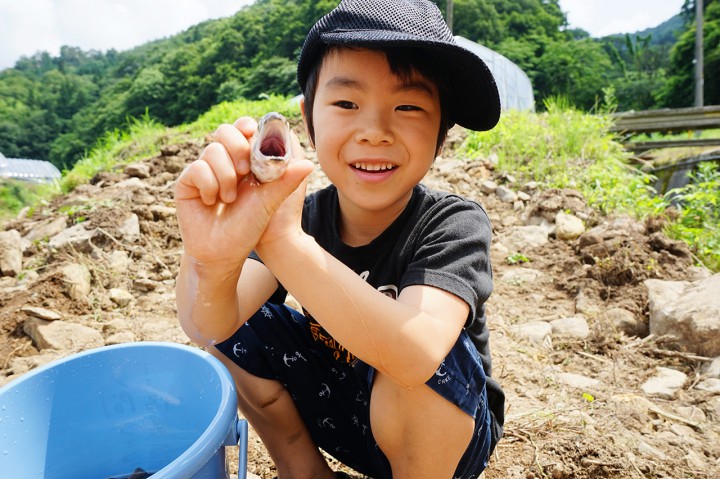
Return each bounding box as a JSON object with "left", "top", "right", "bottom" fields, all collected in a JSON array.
[{"left": 297, "top": 0, "right": 500, "bottom": 131}]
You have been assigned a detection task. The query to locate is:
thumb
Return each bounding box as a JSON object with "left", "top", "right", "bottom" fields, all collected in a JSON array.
[{"left": 271, "top": 131, "right": 314, "bottom": 195}]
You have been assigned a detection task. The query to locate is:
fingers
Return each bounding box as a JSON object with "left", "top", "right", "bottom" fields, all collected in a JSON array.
[
  {"left": 176, "top": 116, "right": 312, "bottom": 209},
  {"left": 214, "top": 118, "right": 256, "bottom": 176},
  {"left": 176, "top": 117, "right": 257, "bottom": 206},
  {"left": 204, "top": 142, "right": 244, "bottom": 203},
  {"left": 175, "top": 157, "right": 220, "bottom": 205},
  {"left": 176, "top": 141, "right": 239, "bottom": 206}
]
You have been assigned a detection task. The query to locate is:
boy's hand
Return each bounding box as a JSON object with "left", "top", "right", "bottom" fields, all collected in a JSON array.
[{"left": 174, "top": 117, "right": 313, "bottom": 266}]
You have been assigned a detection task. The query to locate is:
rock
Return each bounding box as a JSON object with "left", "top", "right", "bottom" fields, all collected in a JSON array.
[
  {"left": 550, "top": 315, "right": 590, "bottom": 338},
  {"left": 606, "top": 307, "right": 647, "bottom": 337},
  {"left": 108, "top": 250, "right": 132, "bottom": 274},
  {"left": 110, "top": 288, "right": 134, "bottom": 307},
  {"left": 480, "top": 180, "right": 498, "bottom": 195},
  {"left": 0, "top": 229, "right": 23, "bottom": 277},
  {"left": 517, "top": 191, "right": 531, "bottom": 202},
  {"left": 705, "top": 357, "right": 720, "bottom": 378},
  {"left": 669, "top": 424, "right": 697, "bottom": 441},
  {"left": 557, "top": 372, "right": 600, "bottom": 390},
  {"left": 646, "top": 274, "right": 720, "bottom": 357},
  {"left": 696, "top": 378, "right": 720, "bottom": 394},
  {"left": 645, "top": 278, "right": 686, "bottom": 311},
  {"left": 575, "top": 290, "right": 602, "bottom": 317},
  {"left": 512, "top": 321, "right": 553, "bottom": 347},
  {"left": 555, "top": 211, "right": 585, "bottom": 241},
  {"left": 48, "top": 223, "right": 99, "bottom": 253},
  {"left": 105, "top": 331, "right": 136, "bottom": 345},
  {"left": 24, "top": 216, "right": 68, "bottom": 242},
  {"left": 133, "top": 278, "right": 158, "bottom": 292},
  {"left": 9, "top": 351, "right": 63, "bottom": 375},
  {"left": 525, "top": 188, "right": 588, "bottom": 223},
  {"left": 150, "top": 205, "right": 177, "bottom": 220},
  {"left": 688, "top": 266, "right": 713, "bottom": 281},
  {"left": 118, "top": 213, "right": 141, "bottom": 242},
  {"left": 648, "top": 231, "right": 691, "bottom": 258},
  {"left": 638, "top": 441, "right": 667, "bottom": 460},
  {"left": 124, "top": 163, "right": 150, "bottom": 178},
  {"left": 708, "top": 397, "right": 720, "bottom": 421},
  {"left": 501, "top": 267, "right": 543, "bottom": 284},
  {"left": 683, "top": 449, "right": 708, "bottom": 471},
  {"left": 112, "top": 177, "right": 148, "bottom": 190},
  {"left": 577, "top": 216, "right": 646, "bottom": 251},
  {"left": 21, "top": 305, "right": 62, "bottom": 321},
  {"left": 23, "top": 318, "right": 104, "bottom": 351},
  {"left": 500, "top": 225, "right": 549, "bottom": 252},
  {"left": 496, "top": 186, "right": 518, "bottom": 203},
  {"left": 641, "top": 367, "right": 687, "bottom": 398},
  {"left": 523, "top": 181, "right": 540, "bottom": 191},
  {"left": 60, "top": 263, "right": 92, "bottom": 301},
  {"left": 677, "top": 405, "right": 707, "bottom": 424},
  {"left": 133, "top": 191, "right": 157, "bottom": 205},
  {"left": 99, "top": 317, "right": 133, "bottom": 335}
]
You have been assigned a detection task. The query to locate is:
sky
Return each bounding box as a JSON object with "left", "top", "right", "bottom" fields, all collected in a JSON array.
[
  {"left": 558, "top": 0, "right": 687, "bottom": 38},
  {"left": 0, "top": 0, "right": 688, "bottom": 71}
]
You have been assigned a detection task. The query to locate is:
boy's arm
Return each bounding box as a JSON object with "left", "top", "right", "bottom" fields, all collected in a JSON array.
[
  {"left": 176, "top": 255, "right": 279, "bottom": 346},
  {"left": 174, "top": 117, "right": 313, "bottom": 346},
  {"left": 256, "top": 233, "right": 468, "bottom": 388}
]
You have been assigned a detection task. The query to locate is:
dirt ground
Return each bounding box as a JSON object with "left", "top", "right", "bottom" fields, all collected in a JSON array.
[{"left": 1, "top": 125, "right": 718, "bottom": 478}]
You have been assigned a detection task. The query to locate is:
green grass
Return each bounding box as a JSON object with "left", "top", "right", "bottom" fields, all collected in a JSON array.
[
  {"left": 1, "top": 95, "right": 301, "bottom": 219},
  {"left": 463, "top": 100, "right": 719, "bottom": 271},
  {"left": 187, "top": 95, "right": 301, "bottom": 137},
  {"left": 60, "top": 112, "right": 169, "bottom": 193},
  {"left": 0, "top": 179, "right": 59, "bottom": 221},
  {"left": 664, "top": 163, "right": 720, "bottom": 271},
  {"left": 3, "top": 96, "right": 717, "bottom": 271}
]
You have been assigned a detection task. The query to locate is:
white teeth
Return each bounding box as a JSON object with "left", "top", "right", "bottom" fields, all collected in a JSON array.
[{"left": 353, "top": 162, "right": 395, "bottom": 171}]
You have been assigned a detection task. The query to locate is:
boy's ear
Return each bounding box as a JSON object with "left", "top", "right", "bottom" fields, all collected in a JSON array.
[{"left": 299, "top": 97, "right": 315, "bottom": 148}]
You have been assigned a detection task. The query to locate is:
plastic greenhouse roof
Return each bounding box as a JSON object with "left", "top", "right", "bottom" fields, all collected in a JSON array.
[
  {"left": 0, "top": 154, "right": 62, "bottom": 183},
  {"left": 455, "top": 36, "right": 535, "bottom": 112}
]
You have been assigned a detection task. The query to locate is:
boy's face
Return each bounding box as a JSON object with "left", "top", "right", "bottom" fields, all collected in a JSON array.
[{"left": 303, "top": 48, "right": 442, "bottom": 216}]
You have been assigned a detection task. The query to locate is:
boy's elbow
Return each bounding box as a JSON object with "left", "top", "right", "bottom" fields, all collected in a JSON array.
[
  {"left": 179, "top": 314, "right": 238, "bottom": 348},
  {"left": 381, "top": 355, "right": 444, "bottom": 389}
]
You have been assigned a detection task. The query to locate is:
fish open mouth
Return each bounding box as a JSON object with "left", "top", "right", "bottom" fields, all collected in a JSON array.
[
  {"left": 260, "top": 132, "right": 288, "bottom": 158},
  {"left": 250, "top": 112, "right": 292, "bottom": 183}
]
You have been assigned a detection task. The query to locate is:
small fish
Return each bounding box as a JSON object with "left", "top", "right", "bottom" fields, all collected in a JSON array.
[{"left": 250, "top": 112, "right": 292, "bottom": 183}]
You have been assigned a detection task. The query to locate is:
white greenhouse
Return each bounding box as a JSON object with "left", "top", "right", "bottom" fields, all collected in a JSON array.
[
  {"left": 456, "top": 36, "right": 535, "bottom": 112},
  {"left": 0, "top": 153, "right": 62, "bottom": 184}
]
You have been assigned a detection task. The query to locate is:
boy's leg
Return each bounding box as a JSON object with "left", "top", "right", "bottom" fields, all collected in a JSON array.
[
  {"left": 208, "top": 347, "right": 336, "bottom": 479},
  {"left": 370, "top": 372, "right": 474, "bottom": 479}
]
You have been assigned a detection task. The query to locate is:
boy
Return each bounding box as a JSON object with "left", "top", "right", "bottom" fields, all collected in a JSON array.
[{"left": 174, "top": 1, "right": 504, "bottom": 478}]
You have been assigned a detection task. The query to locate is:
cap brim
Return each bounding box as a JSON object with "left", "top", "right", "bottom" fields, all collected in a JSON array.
[{"left": 318, "top": 31, "right": 501, "bottom": 131}]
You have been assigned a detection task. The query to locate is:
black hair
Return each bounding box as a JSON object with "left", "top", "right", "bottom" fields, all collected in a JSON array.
[{"left": 302, "top": 45, "right": 454, "bottom": 153}]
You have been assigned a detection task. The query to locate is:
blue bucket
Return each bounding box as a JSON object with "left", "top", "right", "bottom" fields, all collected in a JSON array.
[{"left": 0, "top": 342, "right": 247, "bottom": 479}]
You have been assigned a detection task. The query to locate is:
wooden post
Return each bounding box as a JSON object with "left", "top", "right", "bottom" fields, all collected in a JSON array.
[
  {"left": 447, "top": 0, "right": 454, "bottom": 33},
  {"left": 695, "top": 0, "right": 704, "bottom": 107}
]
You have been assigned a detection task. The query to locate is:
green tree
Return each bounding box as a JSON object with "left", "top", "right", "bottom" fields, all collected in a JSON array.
[
  {"left": 241, "top": 56, "right": 298, "bottom": 98},
  {"left": 662, "top": 0, "right": 719, "bottom": 106},
  {"left": 533, "top": 39, "right": 615, "bottom": 109}
]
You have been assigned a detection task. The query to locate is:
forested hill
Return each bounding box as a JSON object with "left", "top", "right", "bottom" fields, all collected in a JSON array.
[{"left": 0, "top": 0, "right": 716, "bottom": 171}]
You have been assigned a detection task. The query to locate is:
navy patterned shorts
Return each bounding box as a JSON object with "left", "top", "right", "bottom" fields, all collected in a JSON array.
[{"left": 216, "top": 303, "right": 492, "bottom": 479}]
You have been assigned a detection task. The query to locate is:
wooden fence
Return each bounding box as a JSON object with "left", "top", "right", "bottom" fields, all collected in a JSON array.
[{"left": 610, "top": 106, "right": 720, "bottom": 152}]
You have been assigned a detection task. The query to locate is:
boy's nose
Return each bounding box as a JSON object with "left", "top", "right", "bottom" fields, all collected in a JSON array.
[{"left": 355, "top": 112, "right": 395, "bottom": 146}]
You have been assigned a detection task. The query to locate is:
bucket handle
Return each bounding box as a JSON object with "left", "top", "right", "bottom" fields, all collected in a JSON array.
[{"left": 236, "top": 418, "right": 248, "bottom": 479}]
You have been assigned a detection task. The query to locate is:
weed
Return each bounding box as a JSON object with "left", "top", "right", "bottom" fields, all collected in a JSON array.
[{"left": 507, "top": 252, "right": 531, "bottom": 265}]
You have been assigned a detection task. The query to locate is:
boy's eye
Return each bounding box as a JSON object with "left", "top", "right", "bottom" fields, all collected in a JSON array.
[
  {"left": 334, "top": 101, "right": 357, "bottom": 109},
  {"left": 396, "top": 105, "right": 422, "bottom": 112}
]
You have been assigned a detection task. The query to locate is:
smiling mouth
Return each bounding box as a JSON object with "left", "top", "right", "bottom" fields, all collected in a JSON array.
[{"left": 352, "top": 162, "right": 397, "bottom": 172}]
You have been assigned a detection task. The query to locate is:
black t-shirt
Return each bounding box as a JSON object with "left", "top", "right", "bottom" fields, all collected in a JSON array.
[{"left": 262, "top": 183, "right": 504, "bottom": 444}]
